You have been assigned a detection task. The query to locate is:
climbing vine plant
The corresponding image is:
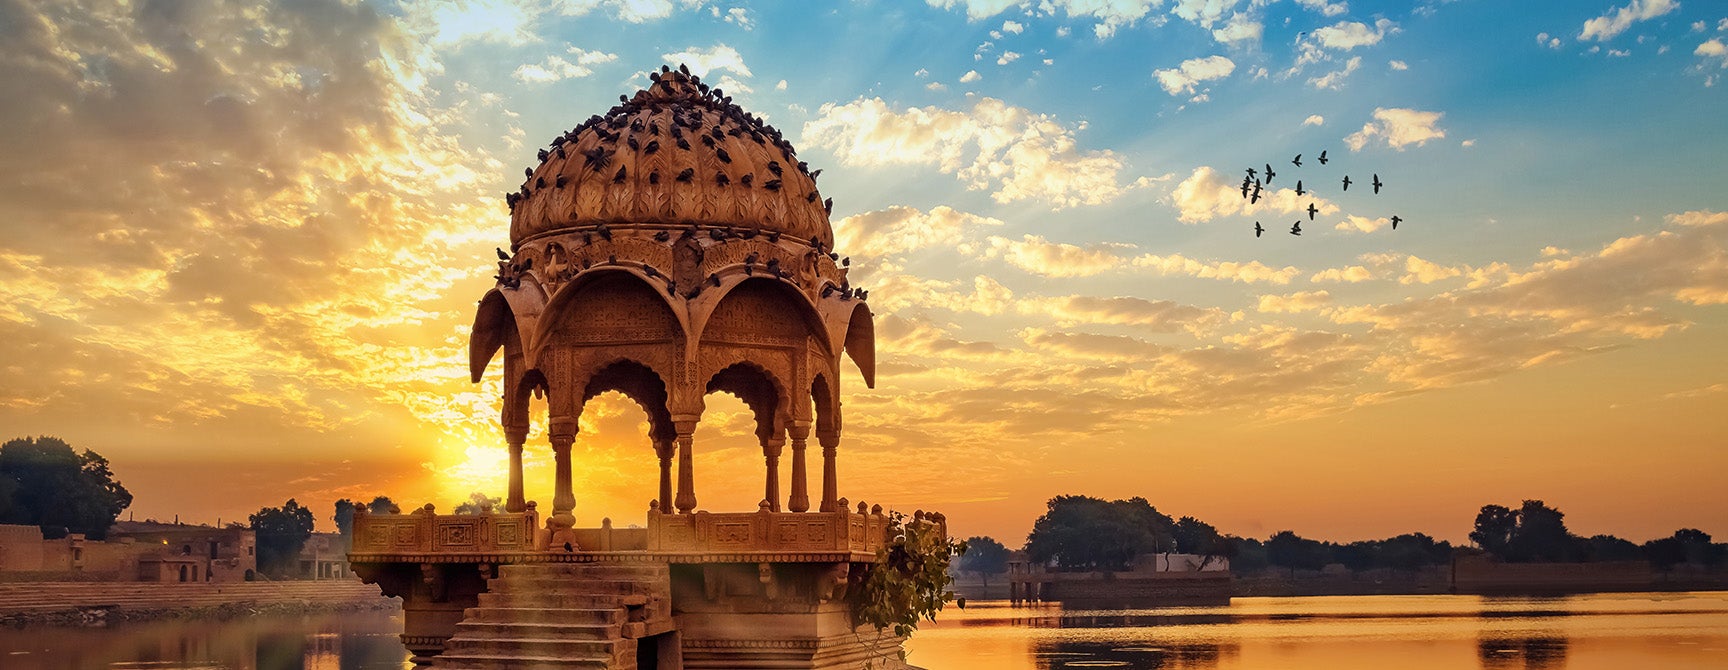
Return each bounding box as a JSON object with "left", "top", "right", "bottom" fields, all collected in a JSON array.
[{"left": 852, "top": 510, "right": 967, "bottom": 638}]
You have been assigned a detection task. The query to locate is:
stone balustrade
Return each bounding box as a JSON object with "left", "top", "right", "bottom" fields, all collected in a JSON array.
[
  {"left": 349, "top": 505, "right": 541, "bottom": 560},
  {"left": 645, "top": 505, "right": 889, "bottom": 557},
  {"left": 348, "top": 501, "right": 896, "bottom": 563}
]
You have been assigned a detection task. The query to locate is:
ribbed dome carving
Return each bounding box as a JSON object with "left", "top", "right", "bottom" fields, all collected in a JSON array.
[{"left": 507, "top": 66, "right": 833, "bottom": 248}]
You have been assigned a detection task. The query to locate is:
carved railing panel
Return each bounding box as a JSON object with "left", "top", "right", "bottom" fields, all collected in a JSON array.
[
  {"left": 351, "top": 509, "right": 540, "bottom": 555},
  {"left": 646, "top": 509, "right": 886, "bottom": 555}
]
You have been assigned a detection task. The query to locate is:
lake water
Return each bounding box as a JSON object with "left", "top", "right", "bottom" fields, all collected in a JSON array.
[{"left": 2, "top": 593, "right": 1724, "bottom": 669}]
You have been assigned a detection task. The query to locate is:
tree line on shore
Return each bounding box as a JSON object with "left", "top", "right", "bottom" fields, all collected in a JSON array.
[{"left": 956, "top": 495, "right": 1727, "bottom": 583}]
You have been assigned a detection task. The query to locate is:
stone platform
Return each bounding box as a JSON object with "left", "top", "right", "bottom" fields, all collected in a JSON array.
[{"left": 350, "top": 504, "right": 923, "bottom": 669}]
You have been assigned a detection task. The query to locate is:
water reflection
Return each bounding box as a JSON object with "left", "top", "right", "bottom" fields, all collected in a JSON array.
[
  {"left": 0, "top": 611, "right": 410, "bottom": 669},
  {"left": 1033, "top": 640, "right": 1236, "bottom": 669},
  {"left": 1477, "top": 636, "right": 1569, "bottom": 670}
]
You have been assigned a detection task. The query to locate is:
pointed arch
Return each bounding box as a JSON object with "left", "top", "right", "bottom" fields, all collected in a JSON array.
[
  {"left": 533, "top": 268, "right": 689, "bottom": 366},
  {"left": 693, "top": 277, "right": 832, "bottom": 358},
  {"left": 842, "top": 301, "right": 875, "bottom": 389}
]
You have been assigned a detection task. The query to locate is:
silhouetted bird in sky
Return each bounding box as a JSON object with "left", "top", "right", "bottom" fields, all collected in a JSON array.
[
  {"left": 1250, "top": 183, "right": 1262, "bottom": 204},
  {"left": 1241, "top": 178, "right": 1252, "bottom": 198},
  {"left": 1372, "top": 173, "right": 1383, "bottom": 194},
  {"left": 1254, "top": 221, "right": 1264, "bottom": 238},
  {"left": 1294, "top": 180, "right": 1305, "bottom": 196},
  {"left": 1292, "top": 153, "right": 1302, "bottom": 167},
  {"left": 1341, "top": 175, "right": 1352, "bottom": 191},
  {"left": 1290, "top": 221, "right": 1303, "bottom": 236},
  {"left": 496, "top": 248, "right": 509, "bottom": 261},
  {"left": 1264, "top": 163, "right": 1275, "bottom": 185},
  {"left": 1307, "top": 202, "right": 1318, "bottom": 220},
  {"left": 1317, "top": 150, "right": 1329, "bottom": 165},
  {"left": 1390, "top": 215, "right": 1402, "bottom": 230},
  {"left": 1245, "top": 167, "right": 1257, "bottom": 179}
]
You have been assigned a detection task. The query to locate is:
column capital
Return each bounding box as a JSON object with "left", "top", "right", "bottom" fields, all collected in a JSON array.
[{"left": 549, "top": 416, "right": 579, "bottom": 440}]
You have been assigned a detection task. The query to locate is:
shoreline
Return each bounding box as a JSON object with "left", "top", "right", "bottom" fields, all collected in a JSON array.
[{"left": 0, "top": 580, "right": 400, "bottom": 629}]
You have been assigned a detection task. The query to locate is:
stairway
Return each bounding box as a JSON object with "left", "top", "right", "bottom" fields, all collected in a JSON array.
[{"left": 434, "top": 563, "right": 674, "bottom": 670}]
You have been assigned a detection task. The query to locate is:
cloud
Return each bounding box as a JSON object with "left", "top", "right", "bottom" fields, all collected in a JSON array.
[
  {"left": 1309, "top": 56, "right": 1362, "bottom": 89},
  {"left": 1327, "top": 212, "right": 1728, "bottom": 386},
  {"left": 1537, "top": 32, "right": 1563, "bottom": 49},
  {"left": 1580, "top": 0, "right": 1680, "bottom": 42},
  {"left": 1002, "top": 20, "right": 1025, "bottom": 34},
  {"left": 1171, "top": 0, "right": 1238, "bottom": 28},
  {"left": 983, "top": 235, "right": 1131, "bottom": 277},
  {"left": 926, "top": 0, "right": 1159, "bottom": 39},
  {"left": 0, "top": 0, "right": 527, "bottom": 515},
  {"left": 802, "top": 97, "right": 1136, "bottom": 208},
  {"left": 1335, "top": 215, "right": 1392, "bottom": 233},
  {"left": 513, "top": 47, "right": 618, "bottom": 83},
  {"left": 998, "top": 51, "right": 1022, "bottom": 65},
  {"left": 1258, "top": 291, "right": 1333, "bottom": 313},
  {"left": 1389, "top": 59, "right": 1409, "bottom": 71},
  {"left": 960, "top": 69, "right": 982, "bottom": 83},
  {"left": 1294, "top": 0, "right": 1349, "bottom": 17},
  {"left": 1168, "top": 166, "right": 1339, "bottom": 223},
  {"left": 1312, "top": 18, "right": 1399, "bottom": 50},
  {"left": 1023, "top": 295, "right": 1227, "bottom": 334},
  {"left": 660, "top": 44, "right": 752, "bottom": 78},
  {"left": 834, "top": 206, "right": 1004, "bottom": 263},
  {"left": 1304, "top": 114, "right": 1326, "bottom": 126},
  {"left": 1344, "top": 107, "right": 1447, "bottom": 151},
  {"left": 1310, "top": 265, "right": 1375, "bottom": 283},
  {"left": 1154, "top": 55, "right": 1236, "bottom": 96},
  {"left": 1211, "top": 13, "right": 1264, "bottom": 45},
  {"left": 720, "top": 6, "right": 754, "bottom": 29},
  {"left": 1697, "top": 39, "right": 1728, "bottom": 69}
]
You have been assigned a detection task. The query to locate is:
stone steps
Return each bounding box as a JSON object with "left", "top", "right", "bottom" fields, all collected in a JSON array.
[{"left": 432, "top": 563, "right": 672, "bottom": 669}]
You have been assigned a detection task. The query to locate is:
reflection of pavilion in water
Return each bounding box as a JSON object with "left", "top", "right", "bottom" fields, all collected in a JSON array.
[
  {"left": 1478, "top": 635, "right": 1569, "bottom": 670},
  {"left": 350, "top": 67, "right": 937, "bottom": 669},
  {"left": 1031, "top": 639, "right": 1237, "bottom": 670}
]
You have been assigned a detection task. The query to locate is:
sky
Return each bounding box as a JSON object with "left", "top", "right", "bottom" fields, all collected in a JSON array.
[{"left": 1, "top": 0, "right": 1725, "bottom": 546}]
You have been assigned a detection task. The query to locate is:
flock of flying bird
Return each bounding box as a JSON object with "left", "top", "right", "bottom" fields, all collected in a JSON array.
[{"left": 1243, "top": 149, "right": 1401, "bottom": 238}]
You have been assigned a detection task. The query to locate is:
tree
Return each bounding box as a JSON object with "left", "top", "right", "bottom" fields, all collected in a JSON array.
[
  {"left": 454, "top": 491, "right": 502, "bottom": 514},
  {"left": 1584, "top": 534, "right": 1642, "bottom": 562},
  {"left": 1265, "top": 531, "right": 1328, "bottom": 573},
  {"left": 1470, "top": 504, "right": 1518, "bottom": 558},
  {"left": 335, "top": 495, "right": 398, "bottom": 548},
  {"left": 1470, "top": 500, "right": 1582, "bottom": 562},
  {"left": 1024, "top": 496, "right": 1170, "bottom": 571},
  {"left": 957, "top": 536, "right": 1009, "bottom": 588},
  {"left": 0, "top": 436, "right": 133, "bottom": 539},
  {"left": 1507, "top": 500, "right": 1578, "bottom": 562},
  {"left": 251, "top": 499, "right": 315, "bottom": 578}
]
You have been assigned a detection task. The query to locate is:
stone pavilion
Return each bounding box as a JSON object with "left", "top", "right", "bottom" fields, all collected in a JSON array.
[{"left": 350, "top": 66, "right": 937, "bottom": 670}]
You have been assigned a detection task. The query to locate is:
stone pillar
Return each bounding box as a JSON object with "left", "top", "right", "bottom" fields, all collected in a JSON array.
[
  {"left": 674, "top": 419, "right": 698, "bottom": 514},
  {"left": 787, "top": 424, "right": 811, "bottom": 513},
  {"left": 818, "top": 430, "right": 839, "bottom": 513},
  {"left": 654, "top": 437, "right": 675, "bottom": 514},
  {"left": 761, "top": 432, "right": 785, "bottom": 513},
  {"left": 506, "top": 439, "right": 526, "bottom": 513},
  {"left": 549, "top": 417, "right": 578, "bottom": 533}
]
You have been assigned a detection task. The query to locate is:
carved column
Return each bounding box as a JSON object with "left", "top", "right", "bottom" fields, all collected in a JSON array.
[
  {"left": 549, "top": 417, "right": 578, "bottom": 532},
  {"left": 818, "top": 430, "right": 839, "bottom": 513},
  {"left": 787, "top": 424, "right": 811, "bottom": 513},
  {"left": 673, "top": 419, "right": 698, "bottom": 514},
  {"left": 653, "top": 437, "right": 675, "bottom": 514},
  {"left": 506, "top": 440, "right": 526, "bottom": 513},
  {"left": 761, "top": 431, "right": 785, "bottom": 512},
  {"left": 501, "top": 355, "right": 529, "bottom": 514}
]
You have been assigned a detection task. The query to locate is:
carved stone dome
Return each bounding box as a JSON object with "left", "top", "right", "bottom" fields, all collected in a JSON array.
[{"left": 507, "top": 67, "right": 833, "bottom": 248}]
